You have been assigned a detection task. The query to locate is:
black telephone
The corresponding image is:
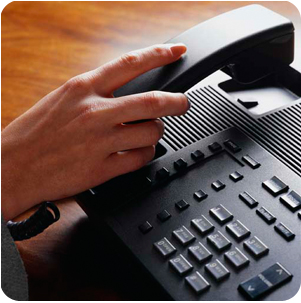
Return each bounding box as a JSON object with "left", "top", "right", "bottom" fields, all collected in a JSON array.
[{"left": 76, "top": 5, "right": 301, "bottom": 301}]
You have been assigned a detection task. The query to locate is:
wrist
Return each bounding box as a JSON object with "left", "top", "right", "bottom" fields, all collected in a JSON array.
[{"left": 1, "top": 132, "right": 41, "bottom": 220}]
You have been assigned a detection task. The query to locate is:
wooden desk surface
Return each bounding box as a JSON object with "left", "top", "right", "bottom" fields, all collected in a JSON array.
[{"left": 2, "top": 1, "right": 300, "bottom": 300}]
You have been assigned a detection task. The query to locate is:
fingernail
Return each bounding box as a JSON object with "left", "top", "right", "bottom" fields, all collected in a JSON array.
[
  {"left": 169, "top": 43, "right": 187, "bottom": 57},
  {"left": 186, "top": 96, "right": 191, "bottom": 110}
]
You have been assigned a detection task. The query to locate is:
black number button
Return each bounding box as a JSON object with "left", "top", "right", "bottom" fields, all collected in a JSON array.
[
  {"left": 243, "top": 236, "right": 269, "bottom": 258},
  {"left": 185, "top": 272, "right": 211, "bottom": 294},
  {"left": 191, "top": 216, "right": 214, "bottom": 235},
  {"left": 169, "top": 254, "right": 193, "bottom": 276},
  {"left": 188, "top": 242, "right": 212, "bottom": 263},
  {"left": 173, "top": 226, "right": 195, "bottom": 245},
  {"left": 209, "top": 204, "right": 233, "bottom": 224},
  {"left": 205, "top": 259, "right": 230, "bottom": 282},
  {"left": 224, "top": 247, "right": 249, "bottom": 269},
  {"left": 226, "top": 220, "right": 251, "bottom": 240},
  {"left": 154, "top": 238, "right": 176, "bottom": 258},
  {"left": 207, "top": 231, "right": 232, "bottom": 251}
]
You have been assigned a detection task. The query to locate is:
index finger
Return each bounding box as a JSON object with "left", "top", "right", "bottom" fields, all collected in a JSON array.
[
  {"left": 91, "top": 43, "right": 187, "bottom": 96},
  {"left": 111, "top": 91, "right": 189, "bottom": 124}
]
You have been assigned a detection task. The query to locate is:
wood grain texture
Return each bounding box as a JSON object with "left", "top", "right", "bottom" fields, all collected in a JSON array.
[{"left": 1, "top": 1, "right": 300, "bottom": 300}]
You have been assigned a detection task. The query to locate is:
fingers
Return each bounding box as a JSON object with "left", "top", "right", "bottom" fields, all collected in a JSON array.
[
  {"left": 92, "top": 43, "right": 187, "bottom": 95},
  {"left": 111, "top": 91, "right": 189, "bottom": 123},
  {"left": 107, "top": 145, "right": 156, "bottom": 177},
  {"left": 109, "top": 119, "right": 164, "bottom": 152}
]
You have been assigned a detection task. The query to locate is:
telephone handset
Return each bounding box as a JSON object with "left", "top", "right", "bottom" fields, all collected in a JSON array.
[{"left": 115, "top": 5, "right": 294, "bottom": 97}]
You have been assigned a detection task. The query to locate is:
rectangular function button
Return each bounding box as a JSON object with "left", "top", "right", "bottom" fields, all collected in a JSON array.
[
  {"left": 193, "top": 189, "right": 208, "bottom": 202},
  {"left": 256, "top": 207, "right": 276, "bottom": 224},
  {"left": 208, "top": 142, "right": 222, "bottom": 152},
  {"left": 229, "top": 171, "right": 243, "bottom": 182},
  {"left": 175, "top": 199, "right": 190, "bottom": 211},
  {"left": 207, "top": 231, "right": 232, "bottom": 251},
  {"left": 191, "top": 150, "right": 204, "bottom": 161},
  {"left": 238, "top": 263, "right": 293, "bottom": 300},
  {"left": 139, "top": 221, "right": 153, "bottom": 234},
  {"left": 205, "top": 259, "right": 230, "bottom": 282},
  {"left": 274, "top": 223, "right": 295, "bottom": 241},
  {"left": 169, "top": 254, "right": 193, "bottom": 276},
  {"left": 243, "top": 236, "right": 269, "bottom": 258},
  {"left": 209, "top": 204, "right": 233, "bottom": 224},
  {"left": 262, "top": 176, "right": 289, "bottom": 196},
  {"left": 174, "top": 158, "right": 187, "bottom": 171},
  {"left": 156, "top": 167, "right": 170, "bottom": 180},
  {"left": 173, "top": 226, "right": 195, "bottom": 245},
  {"left": 224, "top": 139, "right": 241, "bottom": 153},
  {"left": 239, "top": 191, "right": 258, "bottom": 208},
  {"left": 157, "top": 210, "right": 171, "bottom": 222},
  {"left": 211, "top": 180, "right": 226, "bottom": 191},
  {"left": 224, "top": 247, "right": 249, "bottom": 269},
  {"left": 242, "top": 155, "right": 261, "bottom": 169},
  {"left": 226, "top": 220, "right": 251, "bottom": 240},
  {"left": 188, "top": 242, "right": 212, "bottom": 263},
  {"left": 191, "top": 216, "right": 214, "bottom": 235},
  {"left": 185, "top": 271, "right": 210, "bottom": 294},
  {"left": 280, "top": 190, "right": 301, "bottom": 212},
  {"left": 154, "top": 238, "right": 176, "bottom": 258}
]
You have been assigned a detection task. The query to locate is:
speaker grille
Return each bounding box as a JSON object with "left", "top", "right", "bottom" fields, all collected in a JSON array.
[{"left": 161, "top": 85, "right": 301, "bottom": 176}]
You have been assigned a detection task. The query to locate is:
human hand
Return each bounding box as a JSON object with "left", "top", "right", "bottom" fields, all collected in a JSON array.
[{"left": 1, "top": 43, "right": 189, "bottom": 220}]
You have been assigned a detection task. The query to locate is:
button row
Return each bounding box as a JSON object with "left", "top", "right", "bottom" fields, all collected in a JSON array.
[
  {"left": 238, "top": 190, "right": 296, "bottom": 241},
  {"left": 156, "top": 141, "right": 226, "bottom": 182}
]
